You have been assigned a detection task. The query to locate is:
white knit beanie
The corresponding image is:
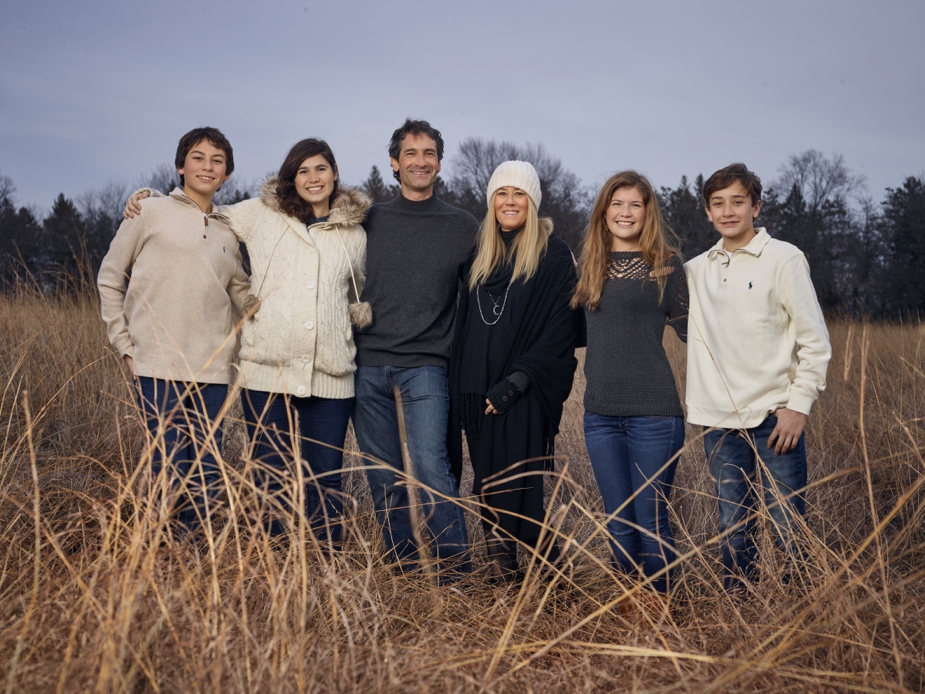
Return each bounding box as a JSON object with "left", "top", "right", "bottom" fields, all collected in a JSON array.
[{"left": 486, "top": 160, "right": 542, "bottom": 210}]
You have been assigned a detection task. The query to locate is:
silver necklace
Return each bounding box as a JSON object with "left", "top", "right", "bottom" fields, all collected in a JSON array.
[{"left": 476, "top": 284, "right": 510, "bottom": 325}]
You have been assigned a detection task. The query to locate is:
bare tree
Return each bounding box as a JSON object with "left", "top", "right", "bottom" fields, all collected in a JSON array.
[
  {"left": 136, "top": 163, "right": 179, "bottom": 194},
  {"left": 133, "top": 163, "right": 253, "bottom": 204},
  {"left": 447, "top": 138, "right": 591, "bottom": 249},
  {"left": 215, "top": 177, "right": 254, "bottom": 205},
  {"left": 78, "top": 180, "right": 130, "bottom": 226},
  {"left": 775, "top": 150, "right": 867, "bottom": 213},
  {"left": 0, "top": 173, "right": 14, "bottom": 201},
  {"left": 763, "top": 151, "right": 869, "bottom": 310},
  {"left": 74, "top": 180, "right": 132, "bottom": 272}
]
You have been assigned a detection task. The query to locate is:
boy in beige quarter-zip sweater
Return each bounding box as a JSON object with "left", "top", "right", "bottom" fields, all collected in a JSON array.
[
  {"left": 685, "top": 162, "right": 831, "bottom": 592},
  {"left": 98, "top": 126, "right": 249, "bottom": 537}
]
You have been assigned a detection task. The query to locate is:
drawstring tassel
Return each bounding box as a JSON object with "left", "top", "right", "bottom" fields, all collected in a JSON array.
[
  {"left": 244, "top": 294, "right": 261, "bottom": 317},
  {"left": 336, "top": 226, "right": 372, "bottom": 328},
  {"left": 348, "top": 301, "right": 372, "bottom": 328}
]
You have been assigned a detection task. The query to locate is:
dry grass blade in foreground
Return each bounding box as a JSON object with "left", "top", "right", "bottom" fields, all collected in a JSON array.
[{"left": 0, "top": 288, "right": 923, "bottom": 693}]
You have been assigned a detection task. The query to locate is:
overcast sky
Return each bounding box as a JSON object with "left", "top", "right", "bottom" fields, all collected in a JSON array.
[{"left": 1, "top": 0, "right": 923, "bottom": 213}]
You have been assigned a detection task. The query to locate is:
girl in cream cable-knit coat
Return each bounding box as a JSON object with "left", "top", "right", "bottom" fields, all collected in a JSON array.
[{"left": 129, "top": 138, "right": 370, "bottom": 546}]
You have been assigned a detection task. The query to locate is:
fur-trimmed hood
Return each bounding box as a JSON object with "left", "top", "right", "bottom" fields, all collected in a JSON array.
[
  {"left": 245, "top": 175, "right": 373, "bottom": 332},
  {"left": 258, "top": 177, "right": 370, "bottom": 226}
]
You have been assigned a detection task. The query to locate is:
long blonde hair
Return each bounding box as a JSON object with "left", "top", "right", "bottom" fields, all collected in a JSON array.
[
  {"left": 468, "top": 192, "right": 553, "bottom": 291},
  {"left": 571, "top": 171, "right": 680, "bottom": 310}
]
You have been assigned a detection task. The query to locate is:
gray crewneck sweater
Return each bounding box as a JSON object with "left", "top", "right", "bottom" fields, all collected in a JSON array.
[
  {"left": 355, "top": 194, "right": 478, "bottom": 368},
  {"left": 582, "top": 252, "right": 688, "bottom": 417}
]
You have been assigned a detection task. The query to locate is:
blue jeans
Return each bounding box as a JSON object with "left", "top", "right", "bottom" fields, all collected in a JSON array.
[
  {"left": 136, "top": 377, "right": 228, "bottom": 533},
  {"left": 704, "top": 414, "right": 808, "bottom": 591},
  {"left": 353, "top": 366, "right": 471, "bottom": 574},
  {"left": 242, "top": 390, "right": 352, "bottom": 545},
  {"left": 584, "top": 413, "right": 684, "bottom": 593}
]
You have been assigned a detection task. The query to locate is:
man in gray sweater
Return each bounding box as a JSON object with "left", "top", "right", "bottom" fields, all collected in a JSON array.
[{"left": 354, "top": 119, "right": 477, "bottom": 578}]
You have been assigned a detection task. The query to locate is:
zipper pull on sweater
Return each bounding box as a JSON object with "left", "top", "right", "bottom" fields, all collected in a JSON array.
[{"left": 203, "top": 213, "right": 208, "bottom": 238}]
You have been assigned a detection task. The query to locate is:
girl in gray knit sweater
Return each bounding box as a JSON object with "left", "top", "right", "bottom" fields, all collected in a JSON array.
[{"left": 572, "top": 171, "right": 688, "bottom": 611}]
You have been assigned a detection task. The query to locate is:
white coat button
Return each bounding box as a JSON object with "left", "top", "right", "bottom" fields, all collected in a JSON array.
[
  {"left": 296, "top": 386, "right": 307, "bottom": 396},
  {"left": 307, "top": 281, "right": 315, "bottom": 289},
  {"left": 304, "top": 321, "right": 314, "bottom": 330},
  {"left": 302, "top": 355, "right": 310, "bottom": 363}
]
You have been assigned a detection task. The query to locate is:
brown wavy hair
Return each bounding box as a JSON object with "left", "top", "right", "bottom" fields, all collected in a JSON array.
[
  {"left": 275, "top": 138, "right": 339, "bottom": 223},
  {"left": 702, "top": 162, "right": 762, "bottom": 206},
  {"left": 571, "top": 171, "right": 680, "bottom": 310}
]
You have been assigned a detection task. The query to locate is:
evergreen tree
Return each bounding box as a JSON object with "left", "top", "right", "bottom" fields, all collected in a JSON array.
[
  {"left": 41, "top": 193, "right": 85, "bottom": 277},
  {"left": 0, "top": 176, "right": 42, "bottom": 281},
  {"left": 658, "top": 174, "right": 715, "bottom": 258},
  {"left": 359, "top": 165, "right": 398, "bottom": 204},
  {"left": 882, "top": 176, "right": 925, "bottom": 316}
]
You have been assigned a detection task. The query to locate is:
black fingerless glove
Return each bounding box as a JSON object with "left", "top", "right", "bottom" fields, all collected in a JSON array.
[{"left": 486, "top": 379, "right": 523, "bottom": 414}]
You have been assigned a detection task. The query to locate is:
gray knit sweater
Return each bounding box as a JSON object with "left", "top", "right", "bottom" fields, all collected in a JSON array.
[
  {"left": 355, "top": 194, "right": 478, "bottom": 368},
  {"left": 582, "top": 252, "right": 688, "bottom": 417}
]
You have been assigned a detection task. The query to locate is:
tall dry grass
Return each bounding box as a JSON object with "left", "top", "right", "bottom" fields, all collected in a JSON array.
[{"left": 1, "top": 287, "right": 923, "bottom": 693}]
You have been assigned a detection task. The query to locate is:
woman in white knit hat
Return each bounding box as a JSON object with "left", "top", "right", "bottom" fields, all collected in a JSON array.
[
  {"left": 125, "top": 138, "right": 370, "bottom": 549},
  {"left": 448, "top": 161, "right": 581, "bottom": 582}
]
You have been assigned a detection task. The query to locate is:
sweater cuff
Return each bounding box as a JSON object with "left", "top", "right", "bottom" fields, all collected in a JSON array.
[
  {"left": 486, "top": 379, "right": 523, "bottom": 414},
  {"left": 786, "top": 391, "right": 816, "bottom": 416},
  {"left": 508, "top": 371, "right": 530, "bottom": 393},
  {"left": 113, "top": 338, "right": 134, "bottom": 359}
]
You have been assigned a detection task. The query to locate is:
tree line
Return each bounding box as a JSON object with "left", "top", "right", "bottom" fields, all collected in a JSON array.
[{"left": 1, "top": 144, "right": 922, "bottom": 318}]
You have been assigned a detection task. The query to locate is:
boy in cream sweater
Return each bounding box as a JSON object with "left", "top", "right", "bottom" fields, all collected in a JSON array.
[
  {"left": 98, "top": 127, "right": 249, "bottom": 536},
  {"left": 685, "top": 163, "right": 831, "bottom": 591}
]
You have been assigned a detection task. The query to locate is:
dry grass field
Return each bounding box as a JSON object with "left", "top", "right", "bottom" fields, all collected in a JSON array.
[{"left": 1, "top": 285, "right": 923, "bottom": 693}]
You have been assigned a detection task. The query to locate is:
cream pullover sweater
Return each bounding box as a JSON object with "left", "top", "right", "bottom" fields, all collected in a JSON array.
[
  {"left": 685, "top": 228, "right": 831, "bottom": 429},
  {"left": 97, "top": 188, "right": 249, "bottom": 384}
]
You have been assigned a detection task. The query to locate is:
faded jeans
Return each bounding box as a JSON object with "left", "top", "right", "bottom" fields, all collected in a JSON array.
[
  {"left": 353, "top": 365, "right": 471, "bottom": 576},
  {"left": 584, "top": 413, "right": 684, "bottom": 593},
  {"left": 704, "top": 414, "right": 808, "bottom": 591}
]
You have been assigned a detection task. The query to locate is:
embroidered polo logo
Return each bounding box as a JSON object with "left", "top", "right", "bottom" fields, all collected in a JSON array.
[{"left": 748, "top": 282, "right": 753, "bottom": 289}]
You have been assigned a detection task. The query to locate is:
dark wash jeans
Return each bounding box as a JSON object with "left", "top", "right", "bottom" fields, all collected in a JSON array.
[
  {"left": 704, "top": 414, "right": 808, "bottom": 591},
  {"left": 583, "top": 413, "right": 684, "bottom": 594},
  {"left": 242, "top": 390, "right": 352, "bottom": 544},
  {"left": 136, "top": 377, "right": 228, "bottom": 534},
  {"left": 353, "top": 366, "right": 471, "bottom": 575}
]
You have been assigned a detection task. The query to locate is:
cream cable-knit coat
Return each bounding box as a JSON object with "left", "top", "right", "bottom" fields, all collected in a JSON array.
[
  {"left": 133, "top": 181, "right": 370, "bottom": 399},
  {"left": 231, "top": 180, "right": 369, "bottom": 399}
]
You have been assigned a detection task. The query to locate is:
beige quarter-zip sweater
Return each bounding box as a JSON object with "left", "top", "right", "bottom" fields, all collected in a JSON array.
[
  {"left": 97, "top": 188, "right": 249, "bottom": 384},
  {"left": 684, "top": 228, "right": 831, "bottom": 429}
]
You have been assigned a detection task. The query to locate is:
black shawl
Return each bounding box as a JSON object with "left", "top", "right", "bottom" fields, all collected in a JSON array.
[{"left": 448, "top": 234, "right": 580, "bottom": 543}]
